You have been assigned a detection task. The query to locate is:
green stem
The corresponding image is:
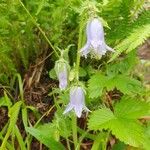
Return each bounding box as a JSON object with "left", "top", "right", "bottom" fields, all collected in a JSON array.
[
  {"left": 75, "top": 20, "right": 83, "bottom": 81},
  {"left": 66, "top": 138, "right": 71, "bottom": 150},
  {"left": 72, "top": 114, "right": 78, "bottom": 149},
  {"left": 72, "top": 16, "right": 84, "bottom": 150},
  {"left": 18, "top": 0, "right": 59, "bottom": 58}
]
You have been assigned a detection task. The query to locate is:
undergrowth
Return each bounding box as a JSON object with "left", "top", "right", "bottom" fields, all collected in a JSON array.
[{"left": 0, "top": 0, "right": 150, "bottom": 150}]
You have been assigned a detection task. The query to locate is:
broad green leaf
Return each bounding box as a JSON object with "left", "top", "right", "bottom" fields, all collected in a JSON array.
[
  {"left": 112, "top": 141, "right": 126, "bottom": 150},
  {"left": 114, "top": 97, "right": 150, "bottom": 119},
  {"left": 88, "top": 73, "right": 107, "bottom": 98},
  {"left": 88, "top": 73, "right": 143, "bottom": 99},
  {"left": 88, "top": 108, "right": 147, "bottom": 147},
  {"left": 88, "top": 98, "right": 150, "bottom": 148},
  {"left": 26, "top": 126, "right": 65, "bottom": 150},
  {"left": 88, "top": 108, "right": 115, "bottom": 130},
  {"left": 106, "top": 75, "right": 142, "bottom": 95}
]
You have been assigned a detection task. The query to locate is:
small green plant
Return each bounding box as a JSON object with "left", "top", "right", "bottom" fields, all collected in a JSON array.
[{"left": 0, "top": 0, "right": 150, "bottom": 150}]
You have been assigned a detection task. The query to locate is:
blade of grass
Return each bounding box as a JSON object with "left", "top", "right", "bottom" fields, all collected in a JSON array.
[{"left": 15, "top": 125, "right": 26, "bottom": 150}]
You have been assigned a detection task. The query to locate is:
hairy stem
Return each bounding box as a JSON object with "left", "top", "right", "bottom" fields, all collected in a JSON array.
[
  {"left": 75, "top": 19, "right": 83, "bottom": 81},
  {"left": 72, "top": 114, "right": 78, "bottom": 149}
]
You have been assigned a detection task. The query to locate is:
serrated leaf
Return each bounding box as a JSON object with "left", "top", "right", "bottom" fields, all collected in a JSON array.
[
  {"left": 88, "top": 73, "right": 107, "bottom": 98},
  {"left": 109, "top": 24, "right": 150, "bottom": 62},
  {"left": 88, "top": 73, "right": 142, "bottom": 99},
  {"left": 107, "top": 75, "right": 143, "bottom": 94},
  {"left": 53, "top": 112, "right": 72, "bottom": 138},
  {"left": 88, "top": 97, "right": 150, "bottom": 148},
  {"left": 114, "top": 97, "right": 150, "bottom": 119},
  {"left": 88, "top": 108, "right": 115, "bottom": 130},
  {"left": 110, "top": 119, "right": 146, "bottom": 147}
]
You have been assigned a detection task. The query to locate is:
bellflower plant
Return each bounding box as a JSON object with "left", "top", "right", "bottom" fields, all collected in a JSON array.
[
  {"left": 63, "top": 86, "right": 89, "bottom": 118},
  {"left": 80, "top": 18, "right": 114, "bottom": 59},
  {"left": 55, "top": 59, "right": 69, "bottom": 90}
]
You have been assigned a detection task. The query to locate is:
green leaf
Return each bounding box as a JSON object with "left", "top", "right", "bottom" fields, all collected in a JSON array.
[
  {"left": 114, "top": 97, "right": 150, "bottom": 119},
  {"left": 88, "top": 108, "right": 115, "bottom": 130},
  {"left": 79, "top": 67, "right": 87, "bottom": 77},
  {"left": 8, "top": 101, "right": 22, "bottom": 130},
  {"left": 0, "top": 92, "right": 12, "bottom": 108},
  {"left": 1, "top": 101, "right": 22, "bottom": 149},
  {"left": 112, "top": 141, "right": 126, "bottom": 150},
  {"left": 53, "top": 110, "right": 72, "bottom": 138},
  {"left": 36, "top": 0, "right": 45, "bottom": 15},
  {"left": 106, "top": 50, "right": 137, "bottom": 75},
  {"left": 88, "top": 73, "right": 107, "bottom": 99},
  {"left": 88, "top": 97, "right": 150, "bottom": 148},
  {"left": 110, "top": 24, "right": 150, "bottom": 62},
  {"left": 88, "top": 73, "right": 143, "bottom": 99},
  {"left": 22, "top": 107, "right": 28, "bottom": 128},
  {"left": 26, "top": 125, "right": 65, "bottom": 150},
  {"left": 15, "top": 126, "right": 26, "bottom": 150},
  {"left": 106, "top": 75, "right": 143, "bottom": 95},
  {"left": 49, "top": 68, "right": 57, "bottom": 79}
]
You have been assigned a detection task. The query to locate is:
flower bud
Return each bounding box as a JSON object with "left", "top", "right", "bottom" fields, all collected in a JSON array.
[{"left": 55, "top": 59, "right": 69, "bottom": 90}]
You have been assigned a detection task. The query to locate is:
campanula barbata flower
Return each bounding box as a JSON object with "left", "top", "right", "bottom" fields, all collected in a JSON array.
[
  {"left": 63, "top": 86, "right": 89, "bottom": 118},
  {"left": 55, "top": 59, "right": 69, "bottom": 90},
  {"left": 80, "top": 18, "right": 114, "bottom": 59}
]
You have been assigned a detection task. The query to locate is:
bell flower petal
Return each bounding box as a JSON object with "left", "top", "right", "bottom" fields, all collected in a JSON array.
[
  {"left": 63, "top": 86, "right": 89, "bottom": 118},
  {"left": 80, "top": 18, "right": 114, "bottom": 58}
]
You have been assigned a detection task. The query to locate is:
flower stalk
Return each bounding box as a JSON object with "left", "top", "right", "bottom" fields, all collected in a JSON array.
[{"left": 73, "top": 17, "right": 84, "bottom": 150}]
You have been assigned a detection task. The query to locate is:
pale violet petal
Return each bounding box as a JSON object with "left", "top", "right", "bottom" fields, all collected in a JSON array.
[
  {"left": 63, "top": 103, "right": 73, "bottom": 115},
  {"left": 84, "top": 106, "right": 91, "bottom": 112},
  {"left": 55, "top": 61, "right": 68, "bottom": 90},
  {"left": 88, "top": 18, "right": 104, "bottom": 41},
  {"left": 80, "top": 43, "right": 90, "bottom": 58},
  {"left": 82, "top": 18, "right": 114, "bottom": 58},
  {"left": 63, "top": 86, "right": 89, "bottom": 117},
  {"left": 106, "top": 45, "right": 115, "bottom": 52},
  {"left": 74, "top": 105, "right": 82, "bottom": 118},
  {"left": 59, "top": 80, "right": 67, "bottom": 90}
]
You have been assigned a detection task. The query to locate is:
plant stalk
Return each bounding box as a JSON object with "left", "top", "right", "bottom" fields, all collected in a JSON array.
[
  {"left": 18, "top": 0, "right": 59, "bottom": 58},
  {"left": 72, "top": 17, "right": 84, "bottom": 150},
  {"left": 72, "top": 114, "right": 78, "bottom": 149}
]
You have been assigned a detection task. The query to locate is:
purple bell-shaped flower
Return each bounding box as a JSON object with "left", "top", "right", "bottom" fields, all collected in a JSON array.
[
  {"left": 80, "top": 18, "right": 114, "bottom": 59},
  {"left": 55, "top": 59, "right": 68, "bottom": 90},
  {"left": 63, "top": 86, "right": 89, "bottom": 118}
]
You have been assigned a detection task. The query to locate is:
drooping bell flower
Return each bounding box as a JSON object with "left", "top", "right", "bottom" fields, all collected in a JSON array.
[
  {"left": 63, "top": 86, "right": 89, "bottom": 118},
  {"left": 80, "top": 18, "right": 114, "bottom": 59},
  {"left": 55, "top": 59, "right": 69, "bottom": 90}
]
